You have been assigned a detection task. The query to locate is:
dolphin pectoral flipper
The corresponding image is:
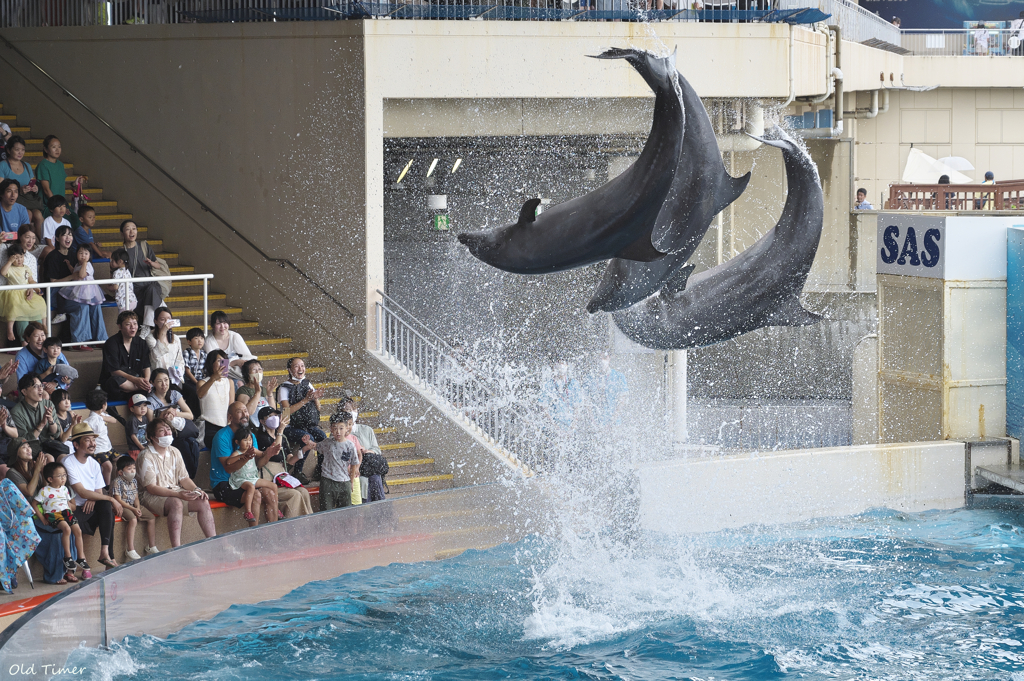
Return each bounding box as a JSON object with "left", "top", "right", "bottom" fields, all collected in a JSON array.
[
  {"left": 767, "top": 295, "right": 824, "bottom": 327},
  {"left": 518, "top": 198, "right": 542, "bottom": 224},
  {"left": 616, "top": 233, "right": 668, "bottom": 262}
]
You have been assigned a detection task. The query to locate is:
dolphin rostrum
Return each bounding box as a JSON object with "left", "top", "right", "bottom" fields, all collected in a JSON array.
[
  {"left": 457, "top": 48, "right": 684, "bottom": 275},
  {"left": 612, "top": 126, "right": 824, "bottom": 350},
  {"left": 587, "top": 70, "right": 751, "bottom": 313}
]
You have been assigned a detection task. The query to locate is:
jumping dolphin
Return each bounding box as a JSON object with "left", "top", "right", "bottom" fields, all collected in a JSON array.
[
  {"left": 457, "top": 48, "right": 684, "bottom": 274},
  {"left": 612, "top": 126, "right": 824, "bottom": 350},
  {"left": 587, "top": 70, "right": 752, "bottom": 313}
]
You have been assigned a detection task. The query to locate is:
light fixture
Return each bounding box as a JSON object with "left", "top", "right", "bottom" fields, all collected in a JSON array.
[
  {"left": 426, "top": 158, "right": 439, "bottom": 178},
  {"left": 396, "top": 159, "right": 414, "bottom": 184},
  {"left": 451, "top": 158, "right": 463, "bottom": 174}
]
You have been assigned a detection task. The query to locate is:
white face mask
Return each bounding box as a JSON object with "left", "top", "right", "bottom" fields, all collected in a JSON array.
[
  {"left": 349, "top": 410, "right": 358, "bottom": 423},
  {"left": 121, "top": 470, "right": 135, "bottom": 482},
  {"left": 156, "top": 435, "right": 174, "bottom": 448},
  {"left": 255, "top": 371, "right": 264, "bottom": 383},
  {"left": 265, "top": 415, "right": 281, "bottom": 429}
]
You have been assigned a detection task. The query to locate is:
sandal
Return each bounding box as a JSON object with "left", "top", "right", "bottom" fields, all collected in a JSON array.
[
  {"left": 64, "top": 570, "right": 79, "bottom": 583},
  {"left": 243, "top": 511, "right": 256, "bottom": 526},
  {"left": 97, "top": 557, "right": 117, "bottom": 569}
]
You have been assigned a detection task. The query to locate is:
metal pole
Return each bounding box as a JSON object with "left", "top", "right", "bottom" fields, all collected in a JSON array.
[
  {"left": 203, "top": 278, "right": 209, "bottom": 334},
  {"left": 45, "top": 287, "right": 52, "bottom": 336}
]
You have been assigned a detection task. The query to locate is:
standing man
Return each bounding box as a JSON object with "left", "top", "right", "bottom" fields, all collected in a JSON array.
[
  {"left": 63, "top": 422, "right": 122, "bottom": 569},
  {"left": 854, "top": 188, "right": 874, "bottom": 210},
  {"left": 99, "top": 310, "right": 151, "bottom": 402}
]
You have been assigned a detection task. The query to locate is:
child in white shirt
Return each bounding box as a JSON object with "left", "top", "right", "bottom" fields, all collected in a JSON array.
[
  {"left": 109, "top": 248, "right": 137, "bottom": 314},
  {"left": 40, "top": 195, "right": 71, "bottom": 261},
  {"left": 84, "top": 389, "right": 119, "bottom": 487},
  {"left": 34, "top": 461, "right": 91, "bottom": 582}
]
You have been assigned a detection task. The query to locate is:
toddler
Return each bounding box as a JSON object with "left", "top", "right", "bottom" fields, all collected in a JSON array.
[
  {"left": 228, "top": 426, "right": 279, "bottom": 526},
  {"left": 35, "top": 337, "right": 76, "bottom": 392},
  {"left": 50, "top": 388, "right": 79, "bottom": 457},
  {"left": 0, "top": 244, "right": 45, "bottom": 341},
  {"left": 84, "top": 389, "right": 119, "bottom": 486},
  {"left": 34, "top": 461, "right": 90, "bottom": 582},
  {"left": 40, "top": 194, "right": 70, "bottom": 260},
  {"left": 313, "top": 412, "right": 361, "bottom": 511},
  {"left": 109, "top": 248, "right": 137, "bottom": 314},
  {"left": 182, "top": 327, "right": 207, "bottom": 417},
  {"left": 126, "top": 393, "right": 150, "bottom": 456},
  {"left": 111, "top": 455, "right": 157, "bottom": 561}
]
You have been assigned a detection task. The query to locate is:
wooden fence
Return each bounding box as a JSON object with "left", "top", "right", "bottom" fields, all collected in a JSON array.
[{"left": 885, "top": 180, "right": 1024, "bottom": 211}]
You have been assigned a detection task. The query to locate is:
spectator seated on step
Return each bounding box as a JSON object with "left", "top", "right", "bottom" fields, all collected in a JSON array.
[
  {"left": 99, "top": 310, "right": 152, "bottom": 403},
  {"left": 181, "top": 327, "right": 206, "bottom": 420},
  {"left": 146, "top": 368, "right": 201, "bottom": 479},
  {"left": 0, "top": 226, "right": 41, "bottom": 283},
  {"left": 63, "top": 422, "right": 122, "bottom": 569},
  {"left": 237, "top": 358, "right": 276, "bottom": 427},
  {"left": 14, "top": 321, "right": 46, "bottom": 384},
  {"left": 203, "top": 310, "right": 255, "bottom": 385},
  {"left": 41, "top": 225, "right": 107, "bottom": 347},
  {"left": 197, "top": 349, "right": 234, "bottom": 450},
  {"left": 73, "top": 205, "right": 109, "bottom": 262},
  {"left": 34, "top": 337, "right": 77, "bottom": 393},
  {"left": 0, "top": 179, "right": 30, "bottom": 240},
  {"left": 278, "top": 357, "right": 325, "bottom": 457},
  {"left": 137, "top": 417, "right": 217, "bottom": 549},
  {"left": 209, "top": 401, "right": 280, "bottom": 520},
  {"left": 254, "top": 406, "right": 313, "bottom": 518},
  {"left": 146, "top": 306, "right": 185, "bottom": 388},
  {"left": 0, "top": 137, "right": 44, "bottom": 237},
  {"left": 40, "top": 194, "right": 71, "bottom": 260},
  {"left": 12, "top": 372, "right": 68, "bottom": 460},
  {"left": 339, "top": 398, "right": 386, "bottom": 503}
]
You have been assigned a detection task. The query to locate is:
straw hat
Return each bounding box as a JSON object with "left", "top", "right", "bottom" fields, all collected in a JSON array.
[{"left": 69, "top": 423, "right": 97, "bottom": 441}]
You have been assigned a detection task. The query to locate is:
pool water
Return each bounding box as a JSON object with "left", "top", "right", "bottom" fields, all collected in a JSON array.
[{"left": 74, "top": 507, "right": 1024, "bottom": 680}]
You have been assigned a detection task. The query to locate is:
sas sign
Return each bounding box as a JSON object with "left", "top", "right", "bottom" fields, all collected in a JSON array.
[{"left": 876, "top": 215, "right": 945, "bottom": 279}]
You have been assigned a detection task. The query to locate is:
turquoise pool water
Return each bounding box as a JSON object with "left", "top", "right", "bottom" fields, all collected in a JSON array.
[{"left": 74, "top": 507, "right": 1024, "bottom": 680}]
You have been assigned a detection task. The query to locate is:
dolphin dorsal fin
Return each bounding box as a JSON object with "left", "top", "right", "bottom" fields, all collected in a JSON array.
[
  {"left": 661, "top": 264, "right": 695, "bottom": 297},
  {"left": 519, "top": 198, "right": 542, "bottom": 224}
]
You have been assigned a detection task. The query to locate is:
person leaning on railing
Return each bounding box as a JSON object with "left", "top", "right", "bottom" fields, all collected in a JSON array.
[{"left": 40, "top": 225, "right": 107, "bottom": 347}]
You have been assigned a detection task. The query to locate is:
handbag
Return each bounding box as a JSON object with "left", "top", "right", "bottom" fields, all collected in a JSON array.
[
  {"left": 273, "top": 471, "right": 302, "bottom": 489},
  {"left": 142, "top": 240, "right": 174, "bottom": 298}
]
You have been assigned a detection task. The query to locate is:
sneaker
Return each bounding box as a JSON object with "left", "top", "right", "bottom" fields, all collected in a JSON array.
[
  {"left": 125, "top": 550, "right": 141, "bottom": 561},
  {"left": 51, "top": 314, "right": 67, "bottom": 324},
  {"left": 145, "top": 545, "right": 160, "bottom": 555}
]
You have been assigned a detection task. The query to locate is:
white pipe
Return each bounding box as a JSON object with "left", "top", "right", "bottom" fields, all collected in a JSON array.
[
  {"left": 849, "top": 90, "right": 882, "bottom": 119},
  {"left": 781, "top": 25, "right": 796, "bottom": 108},
  {"left": 810, "top": 26, "right": 835, "bottom": 104}
]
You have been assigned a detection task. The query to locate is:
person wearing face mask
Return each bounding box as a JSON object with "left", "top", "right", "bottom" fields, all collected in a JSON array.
[
  {"left": 337, "top": 398, "right": 384, "bottom": 503},
  {"left": 237, "top": 359, "right": 277, "bottom": 427},
  {"left": 585, "top": 350, "right": 628, "bottom": 425},
  {"left": 137, "top": 418, "right": 216, "bottom": 548},
  {"left": 254, "top": 407, "right": 312, "bottom": 518}
]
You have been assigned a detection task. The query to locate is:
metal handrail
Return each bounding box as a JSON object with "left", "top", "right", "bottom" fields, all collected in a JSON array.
[
  {"left": 0, "top": 272, "right": 214, "bottom": 350},
  {"left": 0, "top": 32, "right": 354, "bottom": 320}
]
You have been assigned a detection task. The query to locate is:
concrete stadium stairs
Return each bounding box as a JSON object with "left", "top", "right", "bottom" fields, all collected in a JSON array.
[{"left": 2, "top": 104, "right": 453, "bottom": 501}]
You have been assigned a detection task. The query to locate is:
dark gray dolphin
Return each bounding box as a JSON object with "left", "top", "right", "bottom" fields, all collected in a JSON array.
[
  {"left": 612, "top": 126, "right": 824, "bottom": 350},
  {"left": 587, "top": 70, "right": 751, "bottom": 313},
  {"left": 456, "top": 47, "right": 683, "bottom": 275}
]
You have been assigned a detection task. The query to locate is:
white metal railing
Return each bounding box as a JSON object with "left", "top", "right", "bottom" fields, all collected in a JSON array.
[
  {"left": 778, "top": 0, "right": 899, "bottom": 44},
  {"left": 0, "top": 272, "right": 214, "bottom": 351},
  {"left": 900, "top": 28, "right": 1024, "bottom": 57},
  {"left": 374, "top": 290, "right": 541, "bottom": 472}
]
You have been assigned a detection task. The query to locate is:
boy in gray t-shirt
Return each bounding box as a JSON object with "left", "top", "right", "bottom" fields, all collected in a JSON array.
[{"left": 315, "top": 412, "right": 360, "bottom": 510}]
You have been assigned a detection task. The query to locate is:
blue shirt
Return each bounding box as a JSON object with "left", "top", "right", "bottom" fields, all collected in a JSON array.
[
  {"left": 1, "top": 203, "right": 29, "bottom": 234},
  {"left": 34, "top": 353, "right": 71, "bottom": 389},
  {"left": 15, "top": 347, "right": 44, "bottom": 382},
  {"left": 0, "top": 160, "right": 33, "bottom": 186},
  {"left": 72, "top": 225, "right": 95, "bottom": 253},
  {"left": 210, "top": 425, "right": 257, "bottom": 487}
]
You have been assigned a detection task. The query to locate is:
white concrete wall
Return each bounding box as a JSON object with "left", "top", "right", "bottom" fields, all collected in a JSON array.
[{"left": 638, "top": 441, "right": 966, "bottom": 534}]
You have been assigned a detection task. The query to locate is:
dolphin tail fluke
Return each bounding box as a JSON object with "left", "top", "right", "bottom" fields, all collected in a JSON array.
[
  {"left": 713, "top": 170, "right": 752, "bottom": 215},
  {"left": 518, "top": 198, "right": 542, "bottom": 225},
  {"left": 768, "top": 295, "right": 825, "bottom": 327}
]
